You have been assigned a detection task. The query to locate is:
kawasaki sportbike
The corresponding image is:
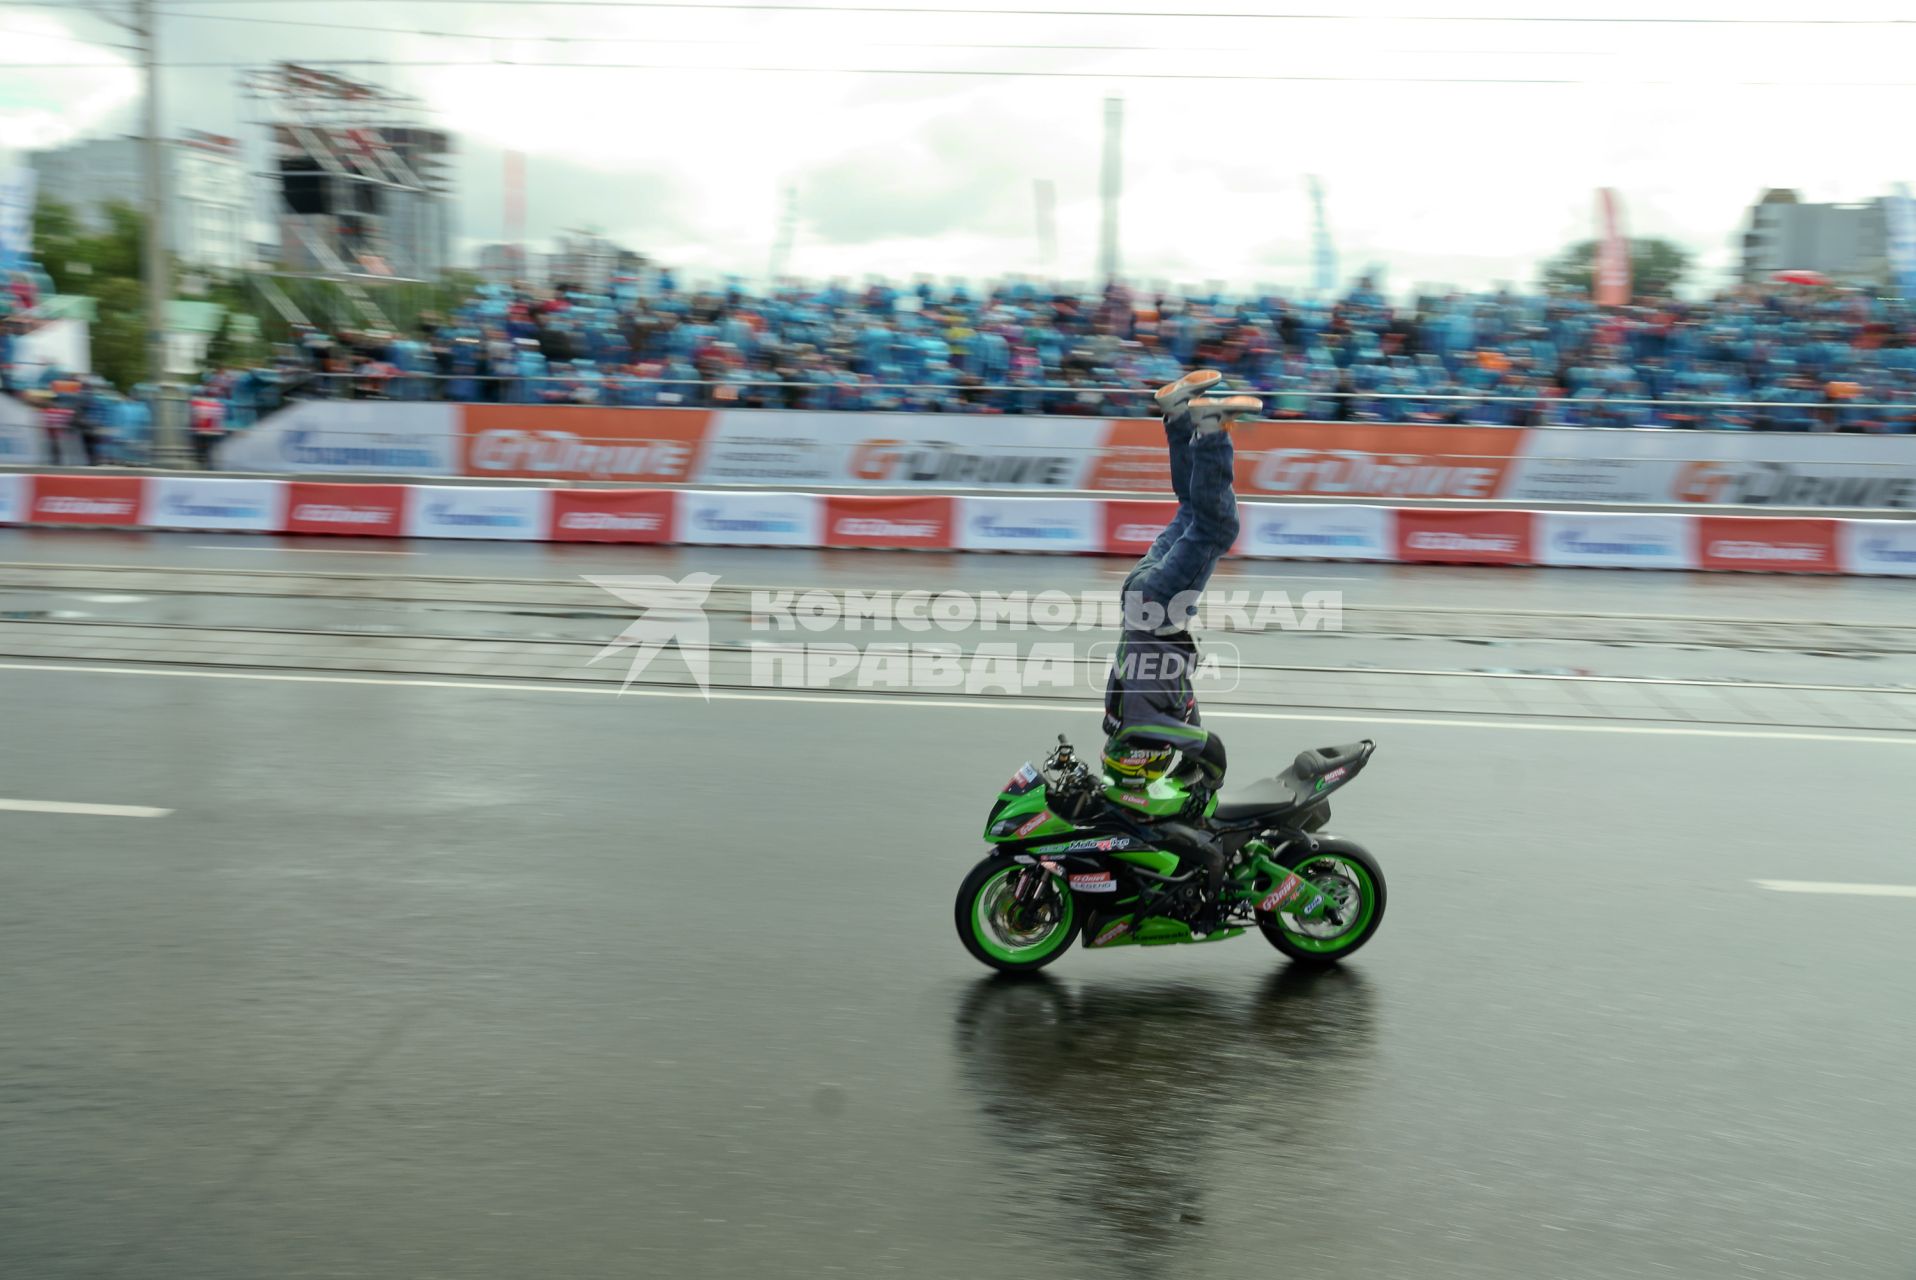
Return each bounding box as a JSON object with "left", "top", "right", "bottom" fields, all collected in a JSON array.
[{"left": 955, "top": 735, "right": 1387, "bottom": 972}]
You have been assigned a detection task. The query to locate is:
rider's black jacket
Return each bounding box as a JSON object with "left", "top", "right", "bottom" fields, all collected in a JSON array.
[{"left": 1101, "top": 627, "right": 1228, "bottom": 786}]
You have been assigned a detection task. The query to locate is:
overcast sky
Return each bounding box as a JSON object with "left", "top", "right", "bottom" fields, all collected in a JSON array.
[{"left": 2, "top": 0, "right": 1912, "bottom": 295}]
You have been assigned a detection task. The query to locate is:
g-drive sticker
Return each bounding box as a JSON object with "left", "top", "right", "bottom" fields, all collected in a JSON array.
[{"left": 1260, "top": 874, "right": 1305, "bottom": 913}]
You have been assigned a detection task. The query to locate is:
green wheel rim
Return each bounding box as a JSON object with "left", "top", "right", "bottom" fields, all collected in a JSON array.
[
  {"left": 970, "top": 868, "right": 1075, "bottom": 964},
  {"left": 1273, "top": 854, "right": 1376, "bottom": 954}
]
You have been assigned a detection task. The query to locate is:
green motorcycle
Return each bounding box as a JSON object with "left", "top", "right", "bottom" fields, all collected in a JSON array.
[{"left": 955, "top": 734, "right": 1387, "bottom": 973}]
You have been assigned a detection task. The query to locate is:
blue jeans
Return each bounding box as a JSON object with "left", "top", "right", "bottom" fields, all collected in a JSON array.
[{"left": 1120, "top": 407, "right": 1239, "bottom": 630}]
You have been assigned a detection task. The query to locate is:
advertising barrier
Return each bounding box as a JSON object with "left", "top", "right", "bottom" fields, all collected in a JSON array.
[
  {"left": 13, "top": 470, "right": 1910, "bottom": 574},
  {"left": 461, "top": 406, "right": 709, "bottom": 483},
  {"left": 1099, "top": 499, "right": 1181, "bottom": 559},
  {"left": 143, "top": 476, "right": 286, "bottom": 532},
  {"left": 1395, "top": 509, "right": 1534, "bottom": 565},
  {"left": 1504, "top": 429, "right": 1916, "bottom": 509},
  {"left": 215, "top": 401, "right": 460, "bottom": 475},
  {"left": 822, "top": 494, "right": 954, "bottom": 549},
  {"left": 957, "top": 496, "right": 1101, "bottom": 553},
  {"left": 403, "top": 486, "right": 551, "bottom": 541},
  {"left": 1237, "top": 504, "right": 1395, "bottom": 561},
  {"left": 217, "top": 402, "right": 1916, "bottom": 510},
  {"left": 284, "top": 482, "right": 409, "bottom": 537},
  {"left": 1534, "top": 511, "right": 1695, "bottom": 570},
  {"left": 1695, "top": 516, "right": 1840, "bottom": 573},
  {"left": 27, "top": 474, "right": 143, "bottom": 526},
  {"left": 1839, "top": 519, "right": 1916, "bottom": 576},
  {"left": 676, "top": 490, "right": 823, "bottom": 547},
  {"left": 549, "top": 487, "right": 676, "bottom": 543},
  {"left": 694, "top": 412, "right": 1100, "bottom": 489}
]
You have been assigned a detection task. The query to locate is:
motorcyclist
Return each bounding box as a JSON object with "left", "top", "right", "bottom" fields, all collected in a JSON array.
[{"left": 1101, "top": 369, "right": 1261, "bottom": 935}]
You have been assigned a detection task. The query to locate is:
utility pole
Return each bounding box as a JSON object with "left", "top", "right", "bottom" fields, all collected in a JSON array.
[
  {"left": 768, "top": 183, "right": 797, "bottom": 286},
  {"left": 1309, "top": 176, "right": 1337, "bottom": 299},
  {"left": 134, "top": 0, "right": 189, "bottom": 466},
  {"left": 1033, "top": 179, "right": 1057, "bottom": 277},
  {"left": 1098, "top": 98, "right": 1123, "bottom": 286}
]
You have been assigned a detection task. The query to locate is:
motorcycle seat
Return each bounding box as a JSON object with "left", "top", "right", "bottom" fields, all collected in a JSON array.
[
  {"left": 1292, "top": 741, "right": 1368, "bottom": 780},
  {"left": 1211, "top": 774, "right": 1300, "bottom": 823}
]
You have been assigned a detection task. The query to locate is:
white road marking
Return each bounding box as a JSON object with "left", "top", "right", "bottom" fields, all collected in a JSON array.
[
  {"left": 1098, "top": 568, "right": 1366, "bottom": 582},
  {"left": 0, "top": 798, "right": 172, "bottom": 818},
  {"left": 1755, "top": 880, "right": 1916, "bottom": 898},
  {"left": 0, "top": 660, "right": 1912, "bottom": 746},
  {"left": 189, "top": 546, "right": 419, "bottom": 556}
]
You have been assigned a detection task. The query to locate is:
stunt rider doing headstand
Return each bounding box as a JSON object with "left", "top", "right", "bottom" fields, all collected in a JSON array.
[{"left": 1101, "top": 370, "right": 1262, "bottom": 936}]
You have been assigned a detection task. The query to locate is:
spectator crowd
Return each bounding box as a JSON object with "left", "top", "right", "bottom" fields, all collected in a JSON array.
[{"left": 10, "top": 267, "right": 1916, "bottom": 464}]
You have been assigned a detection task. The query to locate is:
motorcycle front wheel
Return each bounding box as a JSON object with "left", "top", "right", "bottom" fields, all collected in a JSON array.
[
  {"left": 955, "top": 858, "right": 1078, "bottom": 973},
  {"left": 1257, "top": 838, "right": 1387, "bottom": 968}
]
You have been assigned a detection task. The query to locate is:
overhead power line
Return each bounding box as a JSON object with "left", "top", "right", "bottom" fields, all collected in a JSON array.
[
  {"left": 10, "top": 57, "right": 1916, "bottom": 88},
  {"left": 8, "top": 0, "right": 1913, "bottom": 23},
  {"left": 138, "top": 8, "right": 1595, "bottom": 54}
]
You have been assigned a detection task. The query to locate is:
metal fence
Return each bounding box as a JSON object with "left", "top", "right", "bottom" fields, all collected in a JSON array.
[{"left": 232, "top": 372, "right": 1916, "bottom": 431}]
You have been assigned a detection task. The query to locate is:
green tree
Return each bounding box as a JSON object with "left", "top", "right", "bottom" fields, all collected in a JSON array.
[
  {"left": 1541, "top": 237, "right": 1692, "bottom": 301},
  {"left": 88, "top": 277, "right": 149, "bottom": 391},
  {"left": 88, "top": 281, "right": 148, "bottom": 392},
  {"left": 29, "top": 195, "right": 156, "bottom": 388}
]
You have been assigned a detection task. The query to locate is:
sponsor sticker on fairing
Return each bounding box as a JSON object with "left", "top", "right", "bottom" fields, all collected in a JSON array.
[
  {"left": 1069, "top": 872, "right": 1117, "bottom": 893},
  {"left": 1033, "top": 836, "right": 1132, "bottom": 855},
  {"left": 1259, "top": 874, "right": 1306, "bottom": 913},
  {"left": 1011, "top": 811, "right": 1053, "bottom": 838},
  {"left": 1004, "top": 763, "right": 1041, "bottom": 794},
  {"left": 1092, "top": 920, "right": 1131, "bottom": 946}
]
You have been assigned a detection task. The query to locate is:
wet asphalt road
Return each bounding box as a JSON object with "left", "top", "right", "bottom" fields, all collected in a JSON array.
[
  {"left": 4, "top": 526, "right": 1914, "bottom": 623},
  {"left": 4, "top": 653, "right": 1916, "bottom": 1279}
]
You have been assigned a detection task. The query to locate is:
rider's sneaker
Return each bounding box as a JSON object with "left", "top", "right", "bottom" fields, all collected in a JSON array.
[
  {"left": 1154, "top": 369, "right": 1225, "bottom": 415},
  {"left": 1188, "top": 394, "right": 1264, "bottom": 435}
]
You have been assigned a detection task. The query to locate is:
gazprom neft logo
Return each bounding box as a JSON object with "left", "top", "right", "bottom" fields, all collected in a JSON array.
[
  {"left": 696, "top": 507, "right": 799, "bottom": 534},
  {"left": 1860, "top": 537, "right": 1916, "bottom": 564},
  {"left": 424, "top": 501, "right": 528, "bottom": 528},
  {"left": 1257, "top": 520, "right": 1373, "bottom": 548},
  {"left": 283, "top": 429, "right": 440, "bottom": 470},
  {"left": 970, "top": 514, "right": 1078, "bottom": 540},
  {"left": 165, "top": 491, "right": 267, "bottom": 520},
  {"left": 1552, "top": 528, "right": 1672, "bottom": 558}
]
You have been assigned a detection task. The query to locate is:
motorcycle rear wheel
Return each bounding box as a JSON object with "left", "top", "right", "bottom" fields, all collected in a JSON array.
[
  {"left": 1257, "top": 838, "right": 1387, "bottom": 968},
  {"left": 955, "top": 858, "right": 1078, "bottom": 973}
]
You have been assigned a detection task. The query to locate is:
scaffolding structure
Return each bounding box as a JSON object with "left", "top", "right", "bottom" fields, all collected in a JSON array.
[{"left": 240, "top": 62, "right": 452, "bottom": 332}]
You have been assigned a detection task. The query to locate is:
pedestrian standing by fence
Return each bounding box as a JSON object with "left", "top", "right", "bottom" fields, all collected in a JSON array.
[{"left": 189, "top": 390, "right": 226, "bottom": 469}]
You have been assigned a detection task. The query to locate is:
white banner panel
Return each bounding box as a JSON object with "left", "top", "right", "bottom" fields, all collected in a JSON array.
[
  {"left": 1535, "top": 511, "right": 1697, "bottom": 569},
  {"left": 694, "top": 411, "right": 1101, "bottom": 488},
  {"left": 142, "top": 477, "right": 286, "bottom": 531},
  {"left": 217, "top": 401, "right": 458, "bottom": 475},
  {"left": 956, "top": 496, "right": 1099, "bottom": 552},
  {"left": 1839, "top": 519, "right": 1916, "bottom": 576},
  {"left": 1235, "top": 503, "right": 1394, "bottom": 560},
  {"left": 402, "top": 486, "right": 550, "bottom": 540},
  {"left": 0, "top": 473, "right": 23, "bottom": 524},
  {"left": 1504, "top": 427, "right": 1916, "bottom": 508},
  {"left": 674, "top": 491, "right": 823, "bottom": 546}
]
